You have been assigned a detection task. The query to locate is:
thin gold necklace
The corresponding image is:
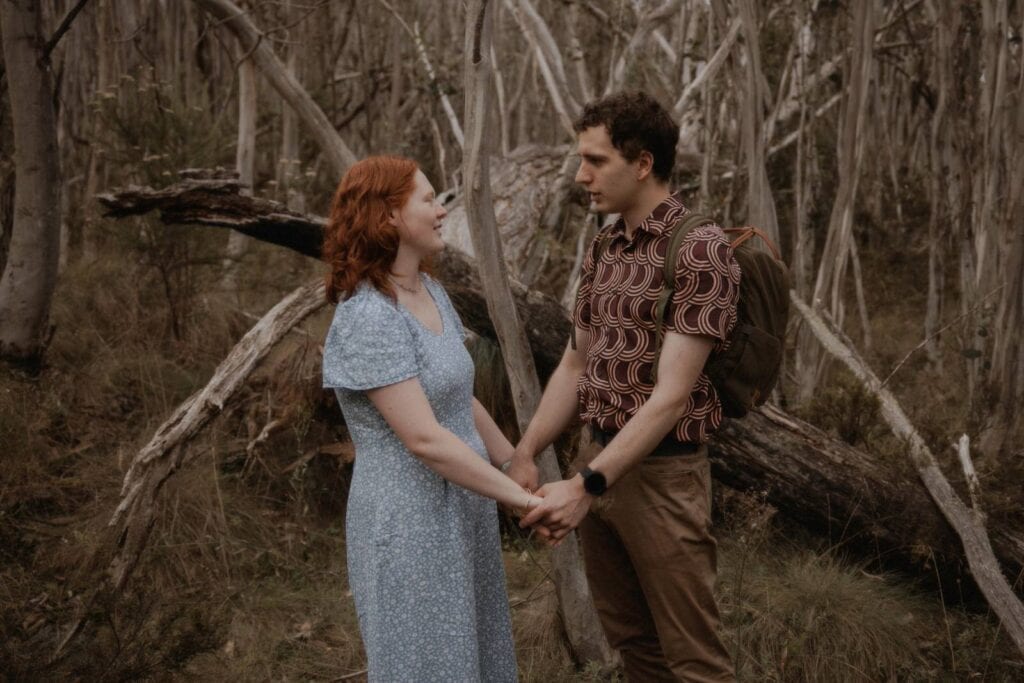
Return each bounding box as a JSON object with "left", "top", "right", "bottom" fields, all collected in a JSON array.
[{"left": 389, "top": 274, "right": 422, "bottom": 294}]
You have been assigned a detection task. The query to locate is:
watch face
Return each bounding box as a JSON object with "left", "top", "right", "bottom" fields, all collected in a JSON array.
[{"left": 583, "top": 468, "right": 607, "bottom": 495}]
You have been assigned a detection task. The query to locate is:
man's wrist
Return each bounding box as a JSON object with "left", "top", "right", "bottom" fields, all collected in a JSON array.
[
  {"left": 577, "top": 467, "right": 606, "bottom": 496},
  {"left": 514, "top": 436, "right": 539, "bottom": 461}
]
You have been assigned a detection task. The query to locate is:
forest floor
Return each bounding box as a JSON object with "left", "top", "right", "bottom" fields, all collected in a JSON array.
[{"left": 1, "top": 237, "right": 1022, "bottom": 681}]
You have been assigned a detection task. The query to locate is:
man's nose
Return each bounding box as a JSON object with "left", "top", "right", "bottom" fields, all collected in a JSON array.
[{"left": 575, "top": 164, "right": 589, "bottom": 184}]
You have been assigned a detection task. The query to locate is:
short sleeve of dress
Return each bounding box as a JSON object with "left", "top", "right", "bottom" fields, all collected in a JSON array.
[
  {"left": 666, "top": 227, "right": 740, "bottom": 342},
  {"left": 322, "top": 288, "right": 420, "bottom": 390}
]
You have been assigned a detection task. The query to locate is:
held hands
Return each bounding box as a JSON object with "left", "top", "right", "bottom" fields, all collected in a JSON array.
[
  {"left": 506, "top": 439, "right": 591, "bottom": 547},
  {"left": 519, "top": 475, "right": 592, "bottom": 547},
  {"left": 513, "top": 493, "right": 543, "bottom": 518}
]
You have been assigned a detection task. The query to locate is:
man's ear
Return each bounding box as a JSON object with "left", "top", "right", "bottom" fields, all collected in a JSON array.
[{"left": 635, "top": 150, "right": 655, "bottom": 181}]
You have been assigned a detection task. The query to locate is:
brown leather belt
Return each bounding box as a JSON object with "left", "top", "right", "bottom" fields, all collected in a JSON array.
[{"left": 589, "top": 426, "right": 701, "bottom": 457}]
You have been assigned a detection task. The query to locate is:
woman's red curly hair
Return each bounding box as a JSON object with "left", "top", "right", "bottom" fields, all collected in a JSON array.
[{"left": 323, "top": 155, "right": 423, "bottom": 303}]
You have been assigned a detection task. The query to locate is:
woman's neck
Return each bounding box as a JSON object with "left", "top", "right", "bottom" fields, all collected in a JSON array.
[{"left": 390, "top": 250, "right": 423, "bottom": 292}]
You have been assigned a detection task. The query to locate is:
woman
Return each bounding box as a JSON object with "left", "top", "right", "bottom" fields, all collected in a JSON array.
[{"left": 321, "top": 156, "right": 537, "bottom": 682}]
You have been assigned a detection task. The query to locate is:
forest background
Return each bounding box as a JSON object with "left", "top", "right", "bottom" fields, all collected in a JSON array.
[{"left": 1, "top": 0, "right": 1022, "bottom": 680}]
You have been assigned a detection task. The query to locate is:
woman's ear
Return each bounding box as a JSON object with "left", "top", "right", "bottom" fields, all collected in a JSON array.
[{"left": 386, "top": 206, "right": 401, "bottom": 229}]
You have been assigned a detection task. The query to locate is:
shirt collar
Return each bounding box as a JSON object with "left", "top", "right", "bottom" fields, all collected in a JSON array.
[{"left": 608, "top": 191, "right": 687, "bottom": 240}]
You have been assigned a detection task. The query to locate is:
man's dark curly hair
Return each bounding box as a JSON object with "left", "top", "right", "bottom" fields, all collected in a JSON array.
[{"left": 573, "top": 91, "right": 678, "bottom": 182}]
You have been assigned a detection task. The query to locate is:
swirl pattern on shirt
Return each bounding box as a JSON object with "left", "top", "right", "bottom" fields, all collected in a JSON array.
[{"left": 573, "top": 193, "right": 740, "bottom": 444}]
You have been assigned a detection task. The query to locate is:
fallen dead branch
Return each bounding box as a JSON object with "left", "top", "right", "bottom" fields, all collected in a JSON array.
[
  {"left": 57, "top": 278, "right": 326, "bottom": 655},
  {"left": 791, "top": 292, "right": 1024, "bottom": 656}
]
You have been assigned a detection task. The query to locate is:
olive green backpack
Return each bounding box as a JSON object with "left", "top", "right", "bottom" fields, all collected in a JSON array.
[
  {"left": 656, "top": 213, "right": 790, "bottom": 417},
  {"left": 579, "top": 212, "right": 790, "bottom": 418}
]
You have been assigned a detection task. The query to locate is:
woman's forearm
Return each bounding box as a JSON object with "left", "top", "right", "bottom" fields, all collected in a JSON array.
[
  {"left": 408, "top": 425, "right": 534, "bottom": 509},
  {"left": 366, "top": 378, "right": 535, "bottom": 509}
]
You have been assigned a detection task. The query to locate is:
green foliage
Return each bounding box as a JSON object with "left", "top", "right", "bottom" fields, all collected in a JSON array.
[
  {"left": 90, "top": 72, "right": 232, "bottom": 185},
  {"left": 796, "top": 370, "right": 885, "bottom": 448}
]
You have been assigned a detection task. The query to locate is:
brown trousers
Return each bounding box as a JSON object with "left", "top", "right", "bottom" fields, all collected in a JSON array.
[{"left": 577, "top": 441, "right": 735, "bottom": 682}]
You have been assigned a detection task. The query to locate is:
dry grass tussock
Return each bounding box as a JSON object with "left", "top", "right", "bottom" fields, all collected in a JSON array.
[
  {"left": 717, "top": 492, "right": 1023, "bottom": 681},
  {"left": 2, "top": 247, "right": 1023, "bottom": 681}
]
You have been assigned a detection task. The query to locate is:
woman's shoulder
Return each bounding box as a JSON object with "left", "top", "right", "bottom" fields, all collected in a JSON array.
[
  {"left": 323, "top": 282, "right": 420, "bottom": 389},
  {"left": 336, "top": 282, "right": 396, "bottom": 315},
  {"left": 329, "top": 283, "right": 409, "bottom": 339}
]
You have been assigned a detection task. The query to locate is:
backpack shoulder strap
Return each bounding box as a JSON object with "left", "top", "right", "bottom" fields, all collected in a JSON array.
[
  {"left": 722, "top": 226, "right": 782, "bottom": 260},
  {"left": 650, "top": 212, "right": 715, "bottom": 383},
  {"left": 661, "top": 213, "right": 715, "bottom": 286}
]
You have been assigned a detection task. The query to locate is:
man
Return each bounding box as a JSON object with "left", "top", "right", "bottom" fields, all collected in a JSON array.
[{"left": 511, "top": 91, "right": 739, "bottom": 682}]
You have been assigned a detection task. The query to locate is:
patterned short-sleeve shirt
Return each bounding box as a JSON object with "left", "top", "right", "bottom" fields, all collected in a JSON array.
[{"left": 573, "top": 192, "right": 741, "bottom": 444}]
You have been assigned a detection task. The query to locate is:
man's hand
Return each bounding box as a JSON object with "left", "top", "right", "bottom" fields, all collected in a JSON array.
[
  {"left": 506, "top": 444, "right": 540, "bottom": 491},
  {"left": 519, "top": 475, "right": 592, "bottom": 546}
]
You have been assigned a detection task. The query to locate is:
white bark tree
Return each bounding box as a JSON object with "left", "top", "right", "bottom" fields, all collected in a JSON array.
[
  {"left": 462, "top": 0, "right": 614, "bottom": 667},
  {"left": 220, "top": 52, "right": 256, "bottom": 290}
]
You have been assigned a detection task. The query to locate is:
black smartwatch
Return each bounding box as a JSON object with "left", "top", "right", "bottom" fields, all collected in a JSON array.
[{"left": 579, "top": 466, "right": 607, "bottom": 496}]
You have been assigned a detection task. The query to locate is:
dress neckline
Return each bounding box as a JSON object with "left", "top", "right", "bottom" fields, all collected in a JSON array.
[{"left": 397, "top": 276, "right": 445, "bottom": 338}]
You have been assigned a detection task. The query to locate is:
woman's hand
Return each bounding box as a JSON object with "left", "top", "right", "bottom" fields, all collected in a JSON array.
[{"left": 512, "top": 492, "right": 543, "bottom": 519}]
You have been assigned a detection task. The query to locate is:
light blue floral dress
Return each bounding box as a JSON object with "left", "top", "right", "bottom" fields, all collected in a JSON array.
[{"left": 322, "top": 275, "right": 517, "bottom": 683}]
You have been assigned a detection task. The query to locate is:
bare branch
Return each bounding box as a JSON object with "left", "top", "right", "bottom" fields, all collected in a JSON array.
[
  {"left": 41, "top": 0, "right": 93, "bottom": 63},
  {"left": 193, "top": 0, "right": 358, "bottom": 175},
  {"left": 376, "top": 0, "right": 464, "bottom": 146},
  {"left": 504, "top": 0, "right": 580, "bottom": 135},
  {"left": 671, "top": 17, "right": 741, "bottom": 121}
]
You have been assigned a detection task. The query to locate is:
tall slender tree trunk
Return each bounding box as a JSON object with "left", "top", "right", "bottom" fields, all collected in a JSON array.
[
  {"left": 221, "top": 54, "right": 256, "bottom": 291},
  {"left": 811, "top": 1, "right": 875, "bottom": 315},
  {"left": 0, "top": 0, "right": 62, "bottom": 366},
  {"left": 462, "top": 0, "right": 614, "bottom": 667},
  {"left": 81, "top": 0, "right": 113, "bottom": 262},
  {"left": 276, "top": 0, "right": 304, "bottom": 211},
  {"left": 983, "top": 29, "right": 1024, "bottom": 454},
  {"left": 790, "top": 8, "right": 820, "bottom": 402},
  {"left": 924, "top": 1, "right": 957, "bottom": 367},
  {"left": 0, "top": 159, "right": 12, "bottom": 277},
  {"left": 736, "top": 0, "right": 780, "bottom": 246}
]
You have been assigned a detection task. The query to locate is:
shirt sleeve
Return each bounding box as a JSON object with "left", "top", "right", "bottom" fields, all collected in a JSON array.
[
  {"left": 572, "top": 234, "right": 600, "bottom": 331},
  {"left": 666, "top": 227, "right": 740, "bottom": 342},
  {"left": 322, "top": 288, "right": 420, "bottom": 390}
]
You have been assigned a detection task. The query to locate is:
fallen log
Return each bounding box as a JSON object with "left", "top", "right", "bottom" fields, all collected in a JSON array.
[
  {"left": 96, "top": 178, "right": 1024, "bottom": 590},
  {"left": 713, "top": 404, "right": 1024, "bottom": 586},
  {"left": 98, "top": 176, "right": 570, "bottom": 380}
]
